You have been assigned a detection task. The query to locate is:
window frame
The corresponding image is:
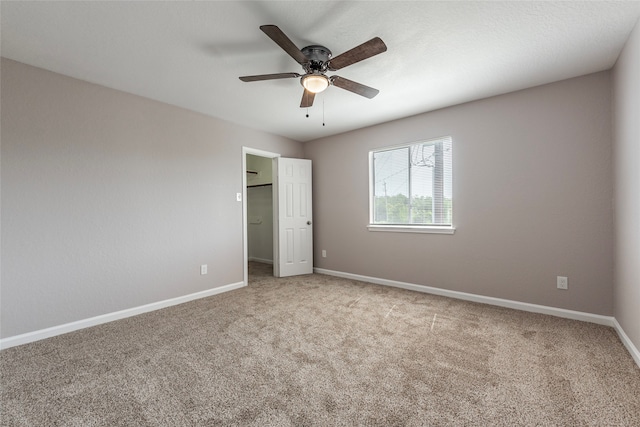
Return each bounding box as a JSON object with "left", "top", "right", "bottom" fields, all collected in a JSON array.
[{"left": 368, "top": 137, "right": 455, "bottom": 235}]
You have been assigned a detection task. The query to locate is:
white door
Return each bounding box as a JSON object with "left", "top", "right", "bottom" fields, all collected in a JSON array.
[{"left": 274, "top": 158, "right": 313, "bottom": 277}]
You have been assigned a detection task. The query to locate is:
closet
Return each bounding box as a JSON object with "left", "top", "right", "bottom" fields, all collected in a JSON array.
[{"left": 246, "top": 154, "right": 274, "bottom": 266}]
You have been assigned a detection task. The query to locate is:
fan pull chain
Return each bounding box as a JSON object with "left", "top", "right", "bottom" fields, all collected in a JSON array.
[
  {"left": 302, "top": 99, "right": 327, "bottom": 127},
  {"left": 322, "top": 98, "right": 325, "bottom": 126}
]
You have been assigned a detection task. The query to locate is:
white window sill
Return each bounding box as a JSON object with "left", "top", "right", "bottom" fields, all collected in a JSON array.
[{"left": 367, "top": 224, "right": 456, "bottom": 234}]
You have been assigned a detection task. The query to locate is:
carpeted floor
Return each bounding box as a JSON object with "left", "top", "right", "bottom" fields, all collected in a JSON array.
[{"left": 1, "top": 262, "right": 639, "bottom": 426}]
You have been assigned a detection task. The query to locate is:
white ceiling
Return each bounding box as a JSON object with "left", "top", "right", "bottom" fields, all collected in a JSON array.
[{"left": 2, "top": 1, "right": 639, "bottom": 142}]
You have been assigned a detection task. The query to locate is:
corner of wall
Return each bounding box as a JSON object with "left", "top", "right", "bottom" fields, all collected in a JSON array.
[{"left": 611, "top": 16, "right": 640, "bottom": 363}]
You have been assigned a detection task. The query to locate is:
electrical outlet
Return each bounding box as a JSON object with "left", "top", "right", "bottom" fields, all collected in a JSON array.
[
  {"left": 201, "top": 264, "right": 208, "bottom": 275},
  {"left": 236, "top": 193, "right": 242, "bottom": 202},
  {"left": 557, "top": 276, "right": 568, "bottom": 290},
  {"left": 322, "top": 250, "right": 327, "bottom": 258}
]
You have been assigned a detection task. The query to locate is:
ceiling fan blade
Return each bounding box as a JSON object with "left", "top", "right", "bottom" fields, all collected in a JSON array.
[
  {"left": 331, "top": 76, "right": 379, "bottom": 99},
  {"left": 300, "top": 89, "right": 316, "bottom": 108},
  {"left": 260, "top": 25, "right": 308, "bottom": 65},
  {"left": 239, "top": 72, "right": 301, "bottom": 82},
  {"left": 328, "top": 37, "right": 387, "bottom": 71}
]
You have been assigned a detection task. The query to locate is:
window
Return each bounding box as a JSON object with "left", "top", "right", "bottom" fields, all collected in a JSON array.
[{"left": 369, "top": 137, "right": 453, "bottom": 233}]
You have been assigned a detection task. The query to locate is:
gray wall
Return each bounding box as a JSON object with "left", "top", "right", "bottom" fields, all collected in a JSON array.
[
  {"left": 0, "top": 58, "right": 303, "bottom": 338},
  {"left": 304, "top": 72, "right": 614, "bottom": 315},
  {"left": 613, "top": 21, "right": 640, "bottom": 352}
]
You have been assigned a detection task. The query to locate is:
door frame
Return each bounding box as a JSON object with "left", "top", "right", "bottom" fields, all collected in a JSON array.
[{"left": 242, "top": 147, "right": 280, "bottom": 285}]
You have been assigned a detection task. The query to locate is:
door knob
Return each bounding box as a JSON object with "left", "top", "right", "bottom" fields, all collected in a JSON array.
[{"left": 307, "top": 221, "right": 312, "bottom": 225}]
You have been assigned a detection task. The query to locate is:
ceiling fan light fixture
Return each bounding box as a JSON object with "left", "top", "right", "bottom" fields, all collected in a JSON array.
[{"left": 301, "top": 74, "right": 329, "bottom": 93}]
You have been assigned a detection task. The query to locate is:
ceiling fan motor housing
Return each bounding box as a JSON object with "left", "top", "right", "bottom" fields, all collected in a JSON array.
[{"left": 301, "top": 45, "right": 332, "bottom": 74}]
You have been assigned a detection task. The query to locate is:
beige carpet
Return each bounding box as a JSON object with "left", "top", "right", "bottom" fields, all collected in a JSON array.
[{"left": 1, "top": 262, "right": 639, "bottom": 426}]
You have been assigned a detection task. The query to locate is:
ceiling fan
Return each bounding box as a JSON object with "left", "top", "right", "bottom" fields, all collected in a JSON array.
[{"left": 239, "top": 25, "right": 387, "bottom": 108}]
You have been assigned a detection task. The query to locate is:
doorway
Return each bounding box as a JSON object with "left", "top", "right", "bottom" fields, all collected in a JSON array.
[
  {"left": 242, "top": 147, "right": 279, "bottom": 285},
  {"left": 242, "top": 147, "right": 314, "bottom": 285}
]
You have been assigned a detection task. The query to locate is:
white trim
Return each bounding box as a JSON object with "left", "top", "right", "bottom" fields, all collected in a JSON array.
[
  {"left": 314, "top": 268, "right": 615, "bottom": 326},
  {"left": 272, "top": 157, "right": 280, "bottom": 277},
  {"left": 367, "top": 224, "right": 456, "bottom": 234},
  {"left": 612, "top": 318, "right": 640, "bottom": 368},
  {"left": 0, "top": 281, "right": 245, "bottom": 350}
]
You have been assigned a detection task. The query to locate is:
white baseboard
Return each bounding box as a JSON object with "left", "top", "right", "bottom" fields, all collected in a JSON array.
[
  {"left": 314, "top": 268, "right": 615, "bottom": 326},
  {"left": 612, "top": 318, "right": 640, "bottom": 368},
  {"left": 0, "top": 281, "right": 246, "bottom": 350},
  {"left": 248, "top": 257, "right": 273, "bottom": 264}
]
